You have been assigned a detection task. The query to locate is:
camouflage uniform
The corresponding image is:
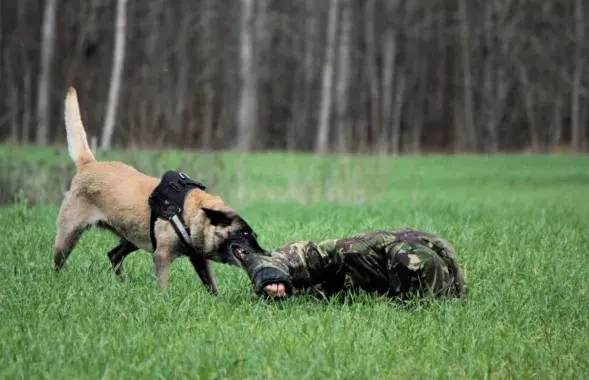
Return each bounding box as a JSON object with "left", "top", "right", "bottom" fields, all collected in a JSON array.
[{"left": 242, "top": 227, "right": 467, "bottom": 301}]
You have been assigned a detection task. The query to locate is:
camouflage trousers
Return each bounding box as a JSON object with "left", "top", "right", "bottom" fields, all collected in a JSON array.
[{"left": 384, "top": 241, "right": 463, "bottom": 300}]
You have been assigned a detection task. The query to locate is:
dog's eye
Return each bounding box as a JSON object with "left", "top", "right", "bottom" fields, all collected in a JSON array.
[{"left": 241, "top": 230, "right": 257, "bottom": 240}]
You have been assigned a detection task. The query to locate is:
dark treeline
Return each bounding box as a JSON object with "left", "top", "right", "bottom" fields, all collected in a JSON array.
[{"left": 0, "top": 0, "right": 588, "bottom": 154}]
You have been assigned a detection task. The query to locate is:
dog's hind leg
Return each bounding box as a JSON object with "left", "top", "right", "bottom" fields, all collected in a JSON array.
[
  {"left": 189, "top": 256, "right": 219, "bottom": 296},
  {"left": 107, "top": 239, "right": 138, "bottom": 276},
  {"left": 53, "top": 194, "right": 94, "bottom": 271}
]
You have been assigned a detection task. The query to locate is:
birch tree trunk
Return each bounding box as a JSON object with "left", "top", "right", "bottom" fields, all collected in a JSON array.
[
  {"left": 484, "top": 1, "right": 517, "bottom": 153},
  {"left": 315, "top": 0, "right": 340, "bottom": 153},
  {"left": 174, "top": 13, "right": 191, "bottom": 138},
  {"left": 35, "top": 0, "right": 59, "bottom": 145},
  {"left": 480, "top": 2, "right": 495, "bottom": 152},
  {"left": 4, "top": 56, "right": 19, "bottom": 142},
  {"left": 15, "top": 0, "right": 31, "bottom": 143},
  {"left": 364, "top": 0, "right": 380, "bottom": 147},
  {"left": 255, "top": 0, "right": 270, "bottom": 148},
  {"left": 137, "top": 0, "right": 162, "bottom": 142},
  {"left": 301, "top": 0, "right": 318, "bottom": 148},
  {"left": 434, "top": 8, "right": 448, "bottom": 117},
  {"left": 406, "top": 2, "right": 426, "bottom": 154},
  {"left": 380, "top": 19, "right": 398, "bottom": 153},
  {"left": 200, "top": 0, "right": 216, "bottom": 149},
  {"left": 101, "top": 0, "right": 128, "bottom": 150},
  {"left": 571, "top": 0, "right": 585, "bottom": 150},
  {"left": 457, "top": 0, "right": 476, "bottom": 151},
  {"left": 288, "top": 5, "right": 305, "bottom": 150},
  {"left": 390, "top": 73, "right": 406, "bottom": 155},
  {"left": 409, "top": 61, "right": 426, "bottom": 154},
  {"left": 21, "top": 67, "right": 34, "bottom": 143},
  {"left": 518, "top": 67, "right": 540, "bottom": 151},
  {"left": 550, "top": 92, "right": 564, "bottom": 148},
  {"left": 335, "top": 0, "right": 352, "bottom": 152},
  {"left": 236, "top": 0, "right": 258, "bottom": 150}
]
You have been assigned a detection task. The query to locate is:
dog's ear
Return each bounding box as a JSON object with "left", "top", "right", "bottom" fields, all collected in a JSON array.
[{"left": 202, "top": 208, "right": 235, "bottom": 226}]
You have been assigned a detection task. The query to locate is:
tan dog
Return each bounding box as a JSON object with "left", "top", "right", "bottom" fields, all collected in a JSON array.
[{"left": 53, "top": 87, "right": 265, "bottom": 295}]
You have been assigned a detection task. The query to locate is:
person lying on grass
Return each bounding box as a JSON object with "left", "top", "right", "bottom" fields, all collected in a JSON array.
[{"left": 231, "top": 227, "right": 467, "bottom": 301}]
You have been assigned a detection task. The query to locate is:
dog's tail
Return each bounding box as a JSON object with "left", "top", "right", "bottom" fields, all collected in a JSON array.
[{"left": 64, "top": 87, "right": 95, "bottom": 169}]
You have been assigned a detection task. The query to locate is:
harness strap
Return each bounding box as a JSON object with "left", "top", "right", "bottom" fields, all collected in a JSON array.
[
  {"left": 170, "top": 214, "right": 192, "bottom": 248},
  {"left": 148, "top": 171, "right": 206, "bottom": 253}
]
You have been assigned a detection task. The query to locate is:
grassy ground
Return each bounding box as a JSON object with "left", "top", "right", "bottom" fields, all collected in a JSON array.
[{"left": 1, "top": 146, "right": 588, "bottom": 379}]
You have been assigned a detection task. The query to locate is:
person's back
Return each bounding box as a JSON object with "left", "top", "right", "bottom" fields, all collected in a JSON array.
[{"left": 312, "top": 228, "right": 467, "bottom": 298}]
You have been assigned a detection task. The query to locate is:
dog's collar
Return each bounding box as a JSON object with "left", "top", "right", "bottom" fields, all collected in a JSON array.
[{"left": 148, "top": 170, "right": 206, "bottom": 254}]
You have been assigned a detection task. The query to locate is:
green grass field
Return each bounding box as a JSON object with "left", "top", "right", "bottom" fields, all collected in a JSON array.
[{"left": 1, "top": 146, "right": 588, "bottom": 379}]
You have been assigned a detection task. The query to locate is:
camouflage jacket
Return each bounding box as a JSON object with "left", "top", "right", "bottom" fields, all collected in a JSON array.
[{"left": 246, "top": 227, "right": 467, "bottom": 298}]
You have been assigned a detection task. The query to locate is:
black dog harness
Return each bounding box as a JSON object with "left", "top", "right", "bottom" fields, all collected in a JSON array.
[{"left": 148, "top": 171, "right": 207, "bottom": 253}]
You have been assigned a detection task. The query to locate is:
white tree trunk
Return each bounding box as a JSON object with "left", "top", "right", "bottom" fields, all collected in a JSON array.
[
  {"left": 136, "top": 0, "right": 162, "bottom": 142},
  {"left": 390, "top": 73, "right": 406, "bottom": 155},
  {"left": 35, "top": 0, "right": 59, "bottom": 145},
  {"left": 335, "top": 0, "right": 352, "bottom": 152},
  {"left": 380, "top": 24, "right": 398, "bottom": 153},
  {"left": 409, "top": 61, "right": 426, "bottom": 153},
  {"left": 4, "top": 56, "right": 19, "bottom": 142},
  {"left": 300, "top": 0, "right": 318, "bottom": 147},
  {"left": 458, "top": 0, "right": 476, "bottom": 151},
  {"left": 101, "top": 0, "right": 128, "bottom": 150},
  {"left": 364, "top": 0, "right": 380, "bottom": 147},
  {"left": 174, "top": 14, "right": 191, "bottom": 136},
  {"left": 200, "top": 0, "right": 216, "bottom": 149},
  {"left": 484, "top": 1, "right": 516, "bottom": 153},
  {"left": 315, "top": 0, "right": 340, "bottom": 153},
  {"left": 23, "top": 65, "right": 33, "bottom": 143},
  {"left": 571, "top": 0, "right": 585, "bottom": 150},
  {"left": 434, "top": 11, "right": 447, "bottom": 117},
  {"left": 255, "top": 0, "right": 270, "bottom": 148},
  {"left": 550, "top": 92, "right": 564, "bottom": 147},
  {"left": 236, "top": 0, "right": 258, "bottom": 150},
  {"left": 518, "top": 67, "right": 540, "bottom": 151},
  {"left": 481, "top": 8, "right": 495, "bottom": 152}
]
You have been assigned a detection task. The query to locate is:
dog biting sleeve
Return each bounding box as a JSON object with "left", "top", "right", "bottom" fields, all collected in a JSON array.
[
  {"left": 148, "top": 171, "right": 207, "bottom": 251},
  {"left": 251, "top": 267, "right": 293, "bottom": 297}
]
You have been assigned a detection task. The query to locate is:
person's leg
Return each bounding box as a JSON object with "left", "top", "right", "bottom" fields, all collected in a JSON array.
[
  {"left": 422, "top": 234, "right": 468, "bottom": 298},
  {"left": 386, "top": 242, "right": 454, "bottom": 299}
]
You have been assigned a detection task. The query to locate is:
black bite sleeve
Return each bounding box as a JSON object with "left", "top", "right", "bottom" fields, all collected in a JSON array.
[{"left": 251, "top": 267, "right": 293, "bottom": 297}]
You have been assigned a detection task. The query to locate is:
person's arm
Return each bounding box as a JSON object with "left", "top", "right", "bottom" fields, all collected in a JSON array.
[
  {"left": 235, "top": 247, "right": 293, "bottom": 297},
  {"left": 243, "top": 240, "right": 345, "bottom": 297}
]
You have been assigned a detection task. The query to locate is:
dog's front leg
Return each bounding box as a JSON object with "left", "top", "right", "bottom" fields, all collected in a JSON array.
[
  {"left": 153, "top": 245, "right": 174, "bottom": 286},
  {"left": 189, "top": 256, "right": 219, "bottom": 296}
]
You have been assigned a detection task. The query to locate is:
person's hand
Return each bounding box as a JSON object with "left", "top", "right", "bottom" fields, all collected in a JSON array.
[
  {"left": 264, "top": 283, "right": 287, "bottom": 298},
  {"left": 251, "top": 266, "right": 291, "bottom": 298}
]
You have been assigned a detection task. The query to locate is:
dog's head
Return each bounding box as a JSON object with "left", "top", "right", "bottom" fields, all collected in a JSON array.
[{"left": 190, "top": 206, "right": 266, "bottom": 266}]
